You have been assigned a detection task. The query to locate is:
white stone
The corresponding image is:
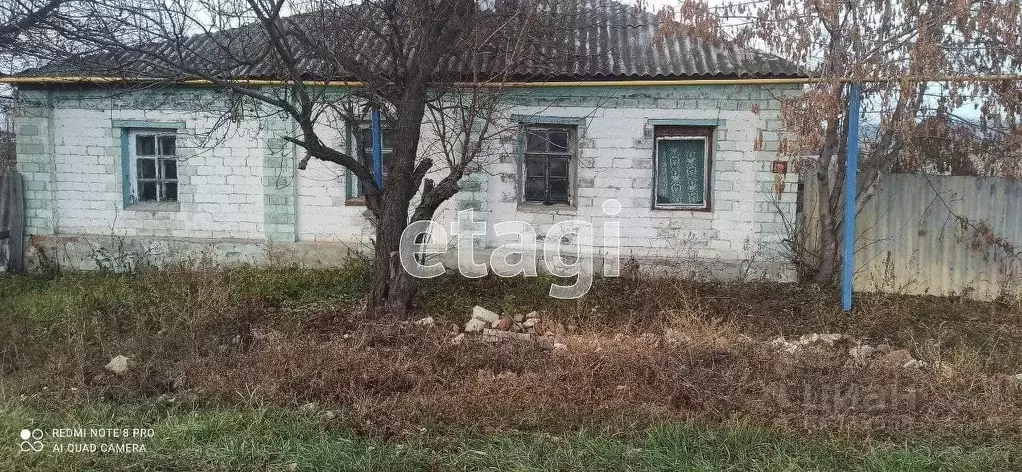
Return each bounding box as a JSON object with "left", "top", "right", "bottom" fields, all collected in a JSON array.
[
  {"left": 472, "top": 306, "right": 500, "bottom": 324},
  {"left": 451, "top": 333, "right": 466, "bottom": 345},
  {"left": 413, "top": 316, "right": 435, "bottom": 327},
  {"left": 464, "top": 319, "right": 488, "bottom": 332},
  {"left": 848, "top": 345, "right": 876, "bottom": 364},
  {"left": 104, "top": 355, "right": 130, "bottom": 375}
]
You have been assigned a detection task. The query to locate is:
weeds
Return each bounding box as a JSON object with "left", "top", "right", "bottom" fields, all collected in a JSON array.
[{"left": 3, "top": 266, "right": 1022, "bottom": 445}]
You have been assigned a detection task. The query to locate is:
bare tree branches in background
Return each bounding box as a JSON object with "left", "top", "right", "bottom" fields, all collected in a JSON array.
[
  {"left": 23, "top": 0, "right": 559, "bottom": 316},
  {"left": 2, "top": 0, "right": 74, "bottom": 171},
  {"left": 659, "top": 0, "right": 1022, "bottom": 284}
]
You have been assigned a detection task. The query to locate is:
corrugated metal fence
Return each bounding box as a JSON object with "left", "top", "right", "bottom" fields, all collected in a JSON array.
[
  {"left": 0, "top": 172, "right": 25, "bottom": 273},
  {"left": 800, "top": 173, "right": 1022, "bottom": 300}
]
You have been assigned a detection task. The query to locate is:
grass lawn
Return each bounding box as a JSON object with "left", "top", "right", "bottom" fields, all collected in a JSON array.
[
  {"left": 2, "top": 398, "right": 1017, "bottom": 471},
  {"left": 3, "top": 266, "right": 1022, "bottom": 470}
]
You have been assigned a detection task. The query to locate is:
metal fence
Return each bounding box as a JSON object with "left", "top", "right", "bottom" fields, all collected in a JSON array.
[
  {"left": 800, "top": 173, "right": 1022, "bottom": 300},
  {"left": 0, "top": 172, "right": 25, "bottom": 273}
]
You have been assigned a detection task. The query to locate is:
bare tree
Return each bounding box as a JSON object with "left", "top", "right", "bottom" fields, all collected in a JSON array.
[
  {"left": 0, "top": 0, "right": 69, "bottom": 54},
  {"left": 659, "top": 0, "right": 1022, "bottom": 283},
  {"left": 28, "top": 0, "right": 560, "bottom": 316}
]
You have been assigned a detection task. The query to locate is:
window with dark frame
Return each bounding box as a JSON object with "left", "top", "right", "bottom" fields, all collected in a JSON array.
[
  {"left": 522, "top": 125, "right": 574, "bottom": 205},
  {"left": 653, "top": 126, "right": 713, "bottom": 210},
  {"left": 132, "top": 131, "right": 178, "bottom": 203},
  {"left": 355, "top": 125, "right": 393, "bottom": 197}
]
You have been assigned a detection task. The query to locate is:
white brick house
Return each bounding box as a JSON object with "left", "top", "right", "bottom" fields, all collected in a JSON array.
[{"left": 10, "top": 1, "right": 805, "bottom": 280}]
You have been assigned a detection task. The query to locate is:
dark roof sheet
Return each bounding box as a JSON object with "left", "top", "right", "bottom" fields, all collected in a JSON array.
[{"left": 22, "top": 0, "right": 802, "bottom": 81}]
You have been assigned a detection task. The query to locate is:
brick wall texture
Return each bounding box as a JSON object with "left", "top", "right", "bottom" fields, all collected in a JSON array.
[{"left": 13, "top": 84, "right": 802, "bottom": 279}]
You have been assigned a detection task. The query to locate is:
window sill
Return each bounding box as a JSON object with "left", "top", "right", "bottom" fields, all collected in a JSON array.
[
  {"left": 345, "top": 197, "right": 367, "bottom": 207},
  {"left": 128, "top": 202, "right": 181, "bottom": 212},
  {"left": 653, "top": 205, "right": 711, "bottom": 212},
  {"left": 517, "top": 202, "right": 576, "bottom": 213}
]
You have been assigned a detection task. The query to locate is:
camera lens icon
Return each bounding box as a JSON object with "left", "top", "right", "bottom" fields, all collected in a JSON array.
[{"left": 18, "top": 429, "right": 44, "bottom": 452}]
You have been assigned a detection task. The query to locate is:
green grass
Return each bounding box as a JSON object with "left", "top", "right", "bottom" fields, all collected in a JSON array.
[{"left": 2, "top": 398, "right": 1017, "bottom": 471}]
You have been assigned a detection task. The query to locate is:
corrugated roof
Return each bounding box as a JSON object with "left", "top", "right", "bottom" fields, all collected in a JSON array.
[{"left": 22, "top": 0, "right": 802, "bottom": 81}]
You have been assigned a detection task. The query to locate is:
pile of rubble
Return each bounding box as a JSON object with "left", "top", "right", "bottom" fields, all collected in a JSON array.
[
  {"left": 769, "top": 333, "right": 930, "bottom": 369},
  {"left": 416, "top": 306, "right": 567, "bottom": 351}
]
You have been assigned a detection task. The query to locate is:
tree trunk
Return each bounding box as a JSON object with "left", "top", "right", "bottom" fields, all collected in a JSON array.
[
  {"left": 812, "top": 164, "right": 841, "bottom": 284},
  {"left": 814, "top": 210, "right": 840, "bottom": 284},
  {"left": 363, "top": 81, "right": 430, "bottom": 318},
  {"left": 366, "top": 198, "right": 414, "bottom": 317}
]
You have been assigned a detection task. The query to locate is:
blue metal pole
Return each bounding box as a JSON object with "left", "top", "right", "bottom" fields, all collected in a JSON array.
[
  {"left": 841, "top": 84, "right": 862, "bottom": 312},
  {"left": 371, "top": 109, "right": 383, "bottom": 189}
]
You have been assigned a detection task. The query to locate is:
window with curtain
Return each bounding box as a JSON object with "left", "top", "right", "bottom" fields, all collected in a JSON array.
[{"left": 653, "top": 126, "right": 713, "bottom": 210}]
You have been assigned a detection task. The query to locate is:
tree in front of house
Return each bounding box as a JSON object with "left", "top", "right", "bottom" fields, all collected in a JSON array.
[
  {"left": 29, "top": 0, "right": 562, "bottom": 316},
  {"left": 659, "top": 0, "right": 1022, "bottom": 283}
]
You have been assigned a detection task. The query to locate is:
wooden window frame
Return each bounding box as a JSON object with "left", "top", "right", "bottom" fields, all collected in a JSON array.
[
  {"left": 652, "top": 125, "right": 714, "bottom": 211},
  {"left": 520, "top": 124, "right": 576, "bottom": 206},
  {"left": 129, "top": 130, "right": 179, "bottom": 204}
]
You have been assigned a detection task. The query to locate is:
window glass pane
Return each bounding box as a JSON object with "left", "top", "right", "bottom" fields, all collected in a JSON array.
[
  {"left": 549, "top": 131, "right": 569, "bottom": 152},
  {"left": 136, "top": 135, "right": 156, "bottom": 156},
  {"left": 525, "top": 155, "right": 546, "bottom": 178},
  {"left": 549, "top": 157, "right": 569, "bottom": 178},
  {"left": 656, "top": 139, "right": 707, "bottom": 206},
  {"left": 360, "top": 128, "right": 373, "bottom": 152},
  {"left": 158, "top": 136, "right": 176, "bottom": 156},
  {"left": 526, "top": 129, "right": 546, "bottom": 152},
  {"left": 161, "top": 159, "right": 177, "bottom": 180},
  {"left": 162, "top": 182, "right": 178, "bottom": 202},
  {"left": 524, "top": 178, "right": 546, "bottom": 201},
  {"left": 356, "top": 126, "right": 393, "bottom": 196},
  {"left": 380, "top": 152, "right": 392, "bottom": 178},
  {"left": 138, "top": 182, "right": 158, "bottom": 201},
  {"left": 137, "top": 158, "right": 156, "bottom": 179},
  {"left": 548, "top": 179, "right": 569, "bottom": 204}
]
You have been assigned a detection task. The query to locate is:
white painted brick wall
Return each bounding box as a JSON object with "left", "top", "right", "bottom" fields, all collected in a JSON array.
[{"left": 16, "top": 84, "right": 800, "bottom": 277}]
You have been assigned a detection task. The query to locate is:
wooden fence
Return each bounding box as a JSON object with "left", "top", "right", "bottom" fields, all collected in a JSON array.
[
  {"left": 800, "top": 173, "right": 1022, "bottom": 300},
  {"left": 0, "top": 172, "right": 25, "bottom": 273}
]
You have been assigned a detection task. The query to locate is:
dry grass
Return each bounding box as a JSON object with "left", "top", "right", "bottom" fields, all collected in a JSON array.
[
  {"left": 4, "top": 267, "right": 1022, "bottom": 443},
  {"left": 180, "top": 321, "right": 1022, "bottom": 441}
]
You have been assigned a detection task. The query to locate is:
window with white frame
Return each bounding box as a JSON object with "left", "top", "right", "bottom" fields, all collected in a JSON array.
[
  {"left": 653, "top": 126, "right": 713, "bottom": 210},
  {"left": 131, "top": 131, "right": 178, "bottom": 203},
  {"left": 522, "top": 124, "right": 575, "bottom": 205}
]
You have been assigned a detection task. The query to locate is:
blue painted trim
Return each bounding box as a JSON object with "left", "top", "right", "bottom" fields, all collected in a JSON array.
[
  {"left": 371, "top": 109, "right": 383, "bottom": 189},
  {"left": 841, "top": 84, "right": 862, "bottom": 312},
  {"left": 112, "top": 119, "right": 185, "bottom": 129},
  {"left": 512, "top": 115, "right": 586, "bottom": 126},
  {"left": 120, "top": 128, "right": 132, "bottom": 208},
  {"left": 647, "top": 119, "right": 723, "bottom": 127}
]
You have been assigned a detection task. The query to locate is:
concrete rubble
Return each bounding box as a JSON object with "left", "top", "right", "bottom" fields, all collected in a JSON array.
[{"left": 459, "top": 307, "right": 564, "bottom": 350}]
